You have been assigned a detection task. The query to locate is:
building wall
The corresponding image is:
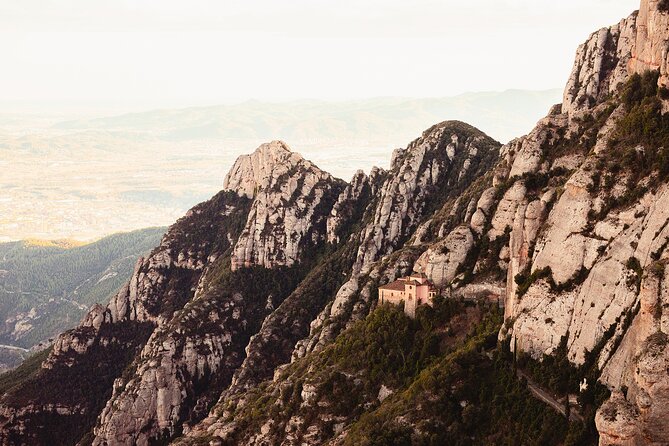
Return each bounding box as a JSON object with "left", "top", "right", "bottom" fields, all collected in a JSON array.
[
  {"left": 379, "top": 289, "right": 405, "bottom": 306},
  {"left": 406, "top": 284, "right": 417, "bottom": 317},
  {"left": 415, "top": 285, "right": 429, "bottom": 305}
]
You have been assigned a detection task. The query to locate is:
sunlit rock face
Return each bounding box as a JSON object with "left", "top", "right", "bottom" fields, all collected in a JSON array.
[{"left": 563, "top": 0, "right": 669, "bottom": 116}]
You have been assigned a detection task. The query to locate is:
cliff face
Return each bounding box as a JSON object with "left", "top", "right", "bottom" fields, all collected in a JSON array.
[
  {"left": 563, "top": 0, "right": 669, "bottom": 115},
  {"left": 2, "top": 1, "right": 669, "bottom": 445},
  {"left": 501, "top": 2, "right": 669, "bottom": 443}
]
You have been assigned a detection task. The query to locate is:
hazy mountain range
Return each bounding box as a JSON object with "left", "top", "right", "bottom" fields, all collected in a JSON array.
[{"left": 55, "top": 90, "right": 562, "bottom": 145}]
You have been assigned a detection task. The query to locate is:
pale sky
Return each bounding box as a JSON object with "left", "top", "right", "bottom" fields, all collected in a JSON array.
[{"left": 0, "top": 0, "right": 638, "bottom": 110}]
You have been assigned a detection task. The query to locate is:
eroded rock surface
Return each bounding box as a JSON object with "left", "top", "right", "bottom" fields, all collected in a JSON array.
[{"left": 227, "top": 141, "right": 345, "bottom": 271}]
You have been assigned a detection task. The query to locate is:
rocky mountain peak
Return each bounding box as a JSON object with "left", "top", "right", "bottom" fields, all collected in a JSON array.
[
  {"left": 225, "top": 141, "right": 345, "bottom": 271},
  {"left": 223, "top": 140, "right": 305, "bottom": 199},
  {"left": 352, "top": 120, "right": 500, "bottom": 276}
]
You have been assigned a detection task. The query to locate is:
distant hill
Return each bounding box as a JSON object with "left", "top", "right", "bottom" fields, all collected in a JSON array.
[
  {"left": 21, "top": 239, "right": 86, "bottom": 249},
  {"left": 55, "top": 90, "right": 562, "bottom": 145},
  {"left": 0, "top": 227, "right": 165, "bottom": 364}
]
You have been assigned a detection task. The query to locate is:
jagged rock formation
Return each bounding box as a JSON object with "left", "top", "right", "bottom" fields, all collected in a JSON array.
[
  {"left": 225, "top": 141, "right": 345, "bottom": 271},
  {"left": 562, "top": 12, "right": 637, "bottom": 115},
  {"left": 413, "top": 225, "right": 475, "bottom": 287},
  {"left": 90, "top": 143, "right": 346, "bottom": 445},
  {"left": 174, "top": 0, "right": 669, "bottom": 443},
  {"left": 352, "top": 122, "right": 498, "bottom": 276},
  {"left": 302, "top": 121, "right": 500, "bottom": 354},
  {"left": 0, "top": 118, "right": 501, "bottom": 445},
  {"left": 164, "top": 122, "right": 501, "bottom": 444},
  {"left": 563, "top": 0, "right": 669, "bottom": 115}
]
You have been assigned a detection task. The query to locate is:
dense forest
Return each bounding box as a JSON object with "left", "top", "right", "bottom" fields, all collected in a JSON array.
[{"left": 0, "top": 227, "right": 165, "bottom": 356}]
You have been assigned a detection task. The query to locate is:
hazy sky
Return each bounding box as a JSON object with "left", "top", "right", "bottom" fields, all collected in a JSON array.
[{"left": 0, "top": 0, "right": 637, "bottom": 110}]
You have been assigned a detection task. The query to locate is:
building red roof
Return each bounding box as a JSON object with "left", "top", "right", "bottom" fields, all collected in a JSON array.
[
  {"left": 380, "top": 276, "right": 436, "bottom": 291},
  {"left": 378, "top": 280, "right": 407, "bottom": 291}
]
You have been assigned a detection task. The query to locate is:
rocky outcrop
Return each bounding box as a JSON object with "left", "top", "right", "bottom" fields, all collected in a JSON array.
[
  {"left": 562, "top": 13, "right": 637, "bottom": 115},
  {"left": 223, "top": 141, "right": 301, "bottom": 199},
  {"left": 352, "top": 121, "right": 499, "bottom": 276},
  {"left": 413, "top": 225, "right": 475, "bottom": 287},
  {"left": 93, "top": 291, "right": 256, "bottom": 445},
  {"left": 226, "top": 141, "right": 345, "bottom": 271},
  {"left": 563, "top": 0, "right": 669, "bottom": 115},
  {"left": 326, "top": 169, "right": 377, "bottom": 244},
  {"left": 292, "top": 121, "right": 500, "bottom": 358}
]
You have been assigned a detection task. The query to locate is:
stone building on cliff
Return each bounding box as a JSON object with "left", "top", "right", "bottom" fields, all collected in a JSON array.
[{"left": 378, "top": 273, "right": 437, "bottom": 318}]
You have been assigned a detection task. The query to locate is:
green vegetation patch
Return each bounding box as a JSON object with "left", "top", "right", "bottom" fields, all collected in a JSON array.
[
  {"left": 343, "top": 310, "right": 573, "bottom": 446},
  {"left": 0, "top": 348, "right": 50, "bottom": 396}
]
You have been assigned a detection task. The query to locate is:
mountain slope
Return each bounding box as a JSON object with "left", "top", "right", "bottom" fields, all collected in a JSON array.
[
  {"left": 0, "top": 122, "right": 500, "bottom": 445},
  {"left": 0, "top": 228, "right": 164, "bottom": 352}
]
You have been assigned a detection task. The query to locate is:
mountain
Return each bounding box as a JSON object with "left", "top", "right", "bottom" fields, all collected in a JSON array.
[
  {"left": 0, "top": 228, "right": 165, "bottom": 358},
  {"left": 1, "top": 1, "right": 669, "bottom": 445}
]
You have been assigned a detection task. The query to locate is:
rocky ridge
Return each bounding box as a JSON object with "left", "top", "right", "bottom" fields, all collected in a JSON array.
[{"left": 173, "top": 1, "right": 669, "bottom": 444}]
